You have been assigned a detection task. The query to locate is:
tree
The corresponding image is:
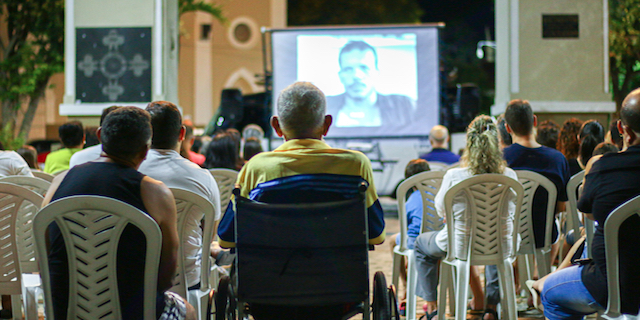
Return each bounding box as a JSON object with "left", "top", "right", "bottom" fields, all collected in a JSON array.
[
  {"left": 0, "top": 0, "right": 64, "bottom": 147},
  {"left": 179, "top": 0, "right": 225, "bottom": 22},
  {"left": 609, "top": 0, "right": 640, "bottom": 114}
]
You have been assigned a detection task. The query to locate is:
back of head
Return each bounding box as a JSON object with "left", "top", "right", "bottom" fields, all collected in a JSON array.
[
  {"left": 620, "top": 88, "right": 640, "bottom": 135},
  {"left": 504, "top": 99, "right": 534, "bottom": 136},
  {"left": 146, "top": 101, "right": 182, "bottom": 149},
  {"left": 558, "top": 118, "right": 583, "bottom": 159},
  {"left": 277, "top": 82, "right": 326, "bottom": 138},
  {"left": 497, "top": 116, "right": 512, "bottom": 147},
  {"left": 100, "top": 106, "right": 121, "bottom": 126},
  {"left": 578, "top": 120, "right": 605, "bottom": 165},
  {"left": 58, "top": 121, "right": 84, "bottom": 148},
  {"left": 462, "top": 115, "right": 505, "bottom": 175},
  {"left": 243, "top": 137, "right": 263, "bottom": 161},
  {"left": 429, "top": 125, "right": 449, "bottom": 145},
  {"left": 608, "top": 120, "right": 623, "bottom": 150},
  {"left": 242, "top": 124, "right": 264, "bottom": 141},
  {"left": 404, "top": 159, "right": 430, "bottom": 179},
  {"left": 204, "top": 132, "right": 240, "bottom": 170},
  {"left": 592, "top": 142, "right": 619, "bottom": 157},
  {"left": 17, "top": 147, "right": 38, "bottom": 169},
  {"left": 536, "top": 120, "right": 560, "bottom": 149},
  {"left": 101, "top": 107, "right": 152, "bottom": 161}
]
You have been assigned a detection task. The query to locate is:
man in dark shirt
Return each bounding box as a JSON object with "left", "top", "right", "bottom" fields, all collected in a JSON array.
[
  {"left": 537, "top": 88, "right": 640, "bottom": 318},
  {"left": 502, "top": 100, "right": 570, "bottom": 249},
  {"left": 419, "top": 125, "right": 460, "bottom": 164}
]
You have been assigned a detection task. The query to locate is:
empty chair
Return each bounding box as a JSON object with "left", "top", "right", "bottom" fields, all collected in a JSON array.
[
  {"left": 169, "top": 188, "right": 216, "bottom": 320},
  {"left": 0, "top": 176, "right": 51, "bottom": 196},
  {"left": 392, "top": 170, "right": 445, "bottom": 320},
  {"left": 437, "top": 174, "right": 524, "bottom": 320},
  {"left": 34, "top": 196, "right": 162, "bottom": 320},
  {"left": 209, "top": 168, "right": 238, "bottom": 213},
  {"left": 0, "top": 183, "right": 44, "bottom": 320}
]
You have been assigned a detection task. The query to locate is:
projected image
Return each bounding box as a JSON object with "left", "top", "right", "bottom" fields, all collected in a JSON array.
[{"left": 297, "top": 35, "right": 417, "bottom": 128}]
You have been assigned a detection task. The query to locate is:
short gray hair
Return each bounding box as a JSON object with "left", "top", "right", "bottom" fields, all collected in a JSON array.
[{"left": 276, "top": 82, "right": 326, "bottom": 137}]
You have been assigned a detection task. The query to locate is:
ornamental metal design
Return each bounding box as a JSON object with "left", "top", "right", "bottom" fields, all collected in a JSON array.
[{"left": 76, "top": 28, "right": 152, "bottom": 103}]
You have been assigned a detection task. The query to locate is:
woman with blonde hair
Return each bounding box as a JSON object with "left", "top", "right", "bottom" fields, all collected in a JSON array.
[{"left": 413, "top": 115, "right": 519, "bottom": 320}]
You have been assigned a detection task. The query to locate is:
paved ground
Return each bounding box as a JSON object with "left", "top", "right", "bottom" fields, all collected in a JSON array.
[{"left": 368, "top": 205, "right": 545, "bottom": 320}]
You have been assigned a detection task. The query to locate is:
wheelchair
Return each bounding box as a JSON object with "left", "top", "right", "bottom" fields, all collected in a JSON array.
[{"left": 208, "top": 174, "right": 399, "bottom": 320}]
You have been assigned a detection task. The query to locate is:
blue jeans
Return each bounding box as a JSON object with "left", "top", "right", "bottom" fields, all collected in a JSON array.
[{"left": 541, "top": 265, "right": 603, "bottom": 320}]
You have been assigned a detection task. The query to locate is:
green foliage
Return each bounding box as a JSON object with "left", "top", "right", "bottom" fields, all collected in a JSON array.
[
  {"left": 179, "top": 0, "right": 226, "bottom": 23},
  {"left": 288, "top": 0, "right": 423, "bottom": 26},
  {"left": 0, "top": 123, "right": 25, "bottom": 151},
  {"left": 609, "top": 0, "right": 640, "bottom": 111}
]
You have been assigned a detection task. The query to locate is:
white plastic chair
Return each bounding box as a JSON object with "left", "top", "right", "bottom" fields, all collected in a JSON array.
[
  {"left": 437, "top": 174, "right": 524, "bottom": 320},
  {"left": 514, "top": 170, "right": 557, "bottom": 290},
  {"left": 0, "top": 176, "right": 51, "bottom": 197},
  {"left": 34, "top": 196, "right": 162, "bottom": 320},
  {"left": 31, "top": 171, "right": 54, "bottom": 182},
  {"left": 602, "top": 195, "right": 640, "bottom": 320},
  {"left": 209, "top": 168, "right": 238, "bottom": 213},
  {"left": 392, "top": 170, "right": 445, "bottom": 320},
  {"left": 426, "top": 161, "right": 450, "bottom": 171},
  {"left": 169, "top": 188, "right": 216, "bottom": 320},
  {"left": 0, "top": 183, "right": 44, "bottom": 320}
]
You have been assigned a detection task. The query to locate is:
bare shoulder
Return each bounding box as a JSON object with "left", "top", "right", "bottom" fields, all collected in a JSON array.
[
  {"left": 584, "top": 154, "right": 603, "bottom": 175},
  {"left": 42, "top": 170, "right": 69, "bottom": 207},
  {"left": 140, "top": 176, "right": 176, "bottom": 223}
]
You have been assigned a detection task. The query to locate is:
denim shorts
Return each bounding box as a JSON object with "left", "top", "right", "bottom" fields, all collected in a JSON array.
[{"left": 541, "top": 265, "right": 604, "bottom": 320}]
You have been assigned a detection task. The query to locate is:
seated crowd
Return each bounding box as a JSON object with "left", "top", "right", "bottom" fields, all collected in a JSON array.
[{"left": 0, "top": 82, "right": 639, "bottom": 320}]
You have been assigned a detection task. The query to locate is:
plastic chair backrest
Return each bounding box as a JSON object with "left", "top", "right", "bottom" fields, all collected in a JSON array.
[
  {"left": 427, "top": 161, "right": 450, "bottom": 171},
  {"left": 0, "top": 176, "right": 51, "bottom": 197},
  {"left": 0, "top": 183, "right": 43, "bottom": 273},
  {"left": 209, "top": 169, "right": 238, "bottom": 213},
  {"left": 34, "top": 196, "right": 162, "bottom": 320},
  {"left": 442, "top": 174, "right": 524, "bottom": 264},
  {"left": 566, "top": 170, "right": 585, "bottom": 241},
  {"left": 603, "top": 195, "right": 640, "bottom": 319},
  {"left": 395, "top": 170, "right": 445, "bottom": 252},
  {"left": 32, "top": 171, "right": 54, "bottom": 182},
  {"left": 234, "top": 177, "right": 369, "bottom": 306},
  {"left": 0, "top": 184, "right": 27, "bottom": 295},
  {"left": 514, "top": 170, "right": 558, "bottom": 254},
  {"left": 169, "top": 188, "right": 215, "bottom": 298}
]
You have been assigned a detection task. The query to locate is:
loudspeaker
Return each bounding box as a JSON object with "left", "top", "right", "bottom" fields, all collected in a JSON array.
[{"left": 214, "top": 89, "right": 244, "bottom": 130}]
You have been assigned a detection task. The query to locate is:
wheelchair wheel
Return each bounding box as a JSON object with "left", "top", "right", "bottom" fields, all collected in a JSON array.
[
  {"left": 215, "top": 275, "right": 237, "bottom": 320},
  {"left": 372, "top": 271, "right": 391, "bottom": 320}
]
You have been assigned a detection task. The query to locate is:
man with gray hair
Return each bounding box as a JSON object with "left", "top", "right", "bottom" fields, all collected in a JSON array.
[
  {"left": 216, "top": 81, "right": 385, "bottom": 319},
  {"left": 420, "top": 125, "right": 460, "bottom": 164}
]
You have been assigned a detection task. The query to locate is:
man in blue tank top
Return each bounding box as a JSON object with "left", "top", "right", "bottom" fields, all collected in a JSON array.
[{"left": 42, "top": 107, "right": 196, "bottom": 320}]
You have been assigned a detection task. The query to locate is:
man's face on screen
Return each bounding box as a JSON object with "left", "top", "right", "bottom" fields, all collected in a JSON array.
[{"left": 339, "top": 49, "right": 378, "bottom": 100}]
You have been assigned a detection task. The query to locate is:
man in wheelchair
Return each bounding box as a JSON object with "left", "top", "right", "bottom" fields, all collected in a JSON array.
[{"left": 216, "top": 81, "right": 387, "bottom": 319}]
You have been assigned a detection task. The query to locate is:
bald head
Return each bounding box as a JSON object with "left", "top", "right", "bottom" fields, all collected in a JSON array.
[
  {"left": 429, "top": 125, "right": 450, "bottom": 147},
  {"left": 621, "top": 88, "right": 640, "bottom": 134},
  {"left": 276, "top": 82, "right": 327, "bottom": 138}
]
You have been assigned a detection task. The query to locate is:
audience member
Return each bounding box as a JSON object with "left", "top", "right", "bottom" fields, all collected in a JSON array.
[
  {"left": 592, "top": 142, "right": 619, "bottom": 157},
  {"left": 204, "top": 132, "right": 242, "bottom": 170},
  {"left": 16, "top": 146, "right": 39, "bottom": 170},
  {"left": 137, "top": 101, "right": 222, "bottom": 289},
  {"left": 577, "top": 120, "right": 605, "bottom": 169},
  {"left": 84, "top": 126, "right": 99, "bottom": 147},
  {"left": 557, "top": 118, "right": 583, "bottom": 176},
  {"left": 536, "top": 120, "right": 560, "bottom": 149},
  {"left": 503, "top": 100, "right": 569, "bottom": 252},
  {"left": 44, "top": 121, "right": 84, "bottom": 174},
  {"left": 180, "top": 124, "right": 206, "bottom": 166},
  {"left": 605, "top": 119, "right": 624, "bottom": 150},
  {"left": 0, "top": 143, "right": 33, "bottom": 177},
  {"left": 420, "top": 125, "right": 460, "bottom": 164},
  {"left": 242, "top": 137, "right": 263, "bottom": 161},
  {"left": 42, "top": 107, "right": 195, "bottom": 320},
  {"left": 69, "top": 106, "right": 120, "bottom": 168},
  {"left": 216, "top": 81, "right": 385, "bottom": 319},
  {"left": 533, "top": 88, "right": 640, "bottom": 319},
  {"left": 497, "top": 115, "right": 512, "bottom": 150},
  {"left": 414, "top": 115, "right": 518, "bottom": 320}
]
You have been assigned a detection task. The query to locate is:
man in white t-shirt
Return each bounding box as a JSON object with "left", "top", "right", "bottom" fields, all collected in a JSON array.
[
  {"left": 69, "top": 106, "right": 120, "bottom": 168},
  {"left": 138, "top": 101, "right": 221, "bottom": 290}
]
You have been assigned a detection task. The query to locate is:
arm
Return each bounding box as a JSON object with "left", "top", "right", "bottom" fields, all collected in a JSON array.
[
  {"left": 42, "top": 171, "right": 68, "bottom": 207},
  {"left": 580, "top": 155, "right": 602, "bottom": 221},
  {"left": 140, "top": 177, "right": 179, "bottom": 292}
]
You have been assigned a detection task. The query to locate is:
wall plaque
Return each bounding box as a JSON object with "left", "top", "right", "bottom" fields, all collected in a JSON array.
[
  {"left": 542, "top": 14, "right": 579, "bottom": 39},
  {"left": 76, "top": 27, "right": 152, "bottom": 102}
]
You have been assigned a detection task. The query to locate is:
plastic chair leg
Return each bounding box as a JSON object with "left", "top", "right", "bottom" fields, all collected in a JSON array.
[
  {"left": 437, "top": 263, "right": 451, "bottom": 319},
  {"left": 496, "top": 261, "right": 518, "bottom": 320},
  {"left": 517, "top": 255, "right": 532, "bottom": 298},
  {"left": 454, "top": 260, "right": 470, "bottom": 320},
  {"left": 391, "top": 250, "right": 402, "bottom": 295},
  {"left": 406, "top": 250, "right": 417, "bottom": 320},
  {"left": 9, "top": 294, "right": 21, "bottom": 320},
  {"left": 535, "top": 248, "right": 551, "bottom": 278}
]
